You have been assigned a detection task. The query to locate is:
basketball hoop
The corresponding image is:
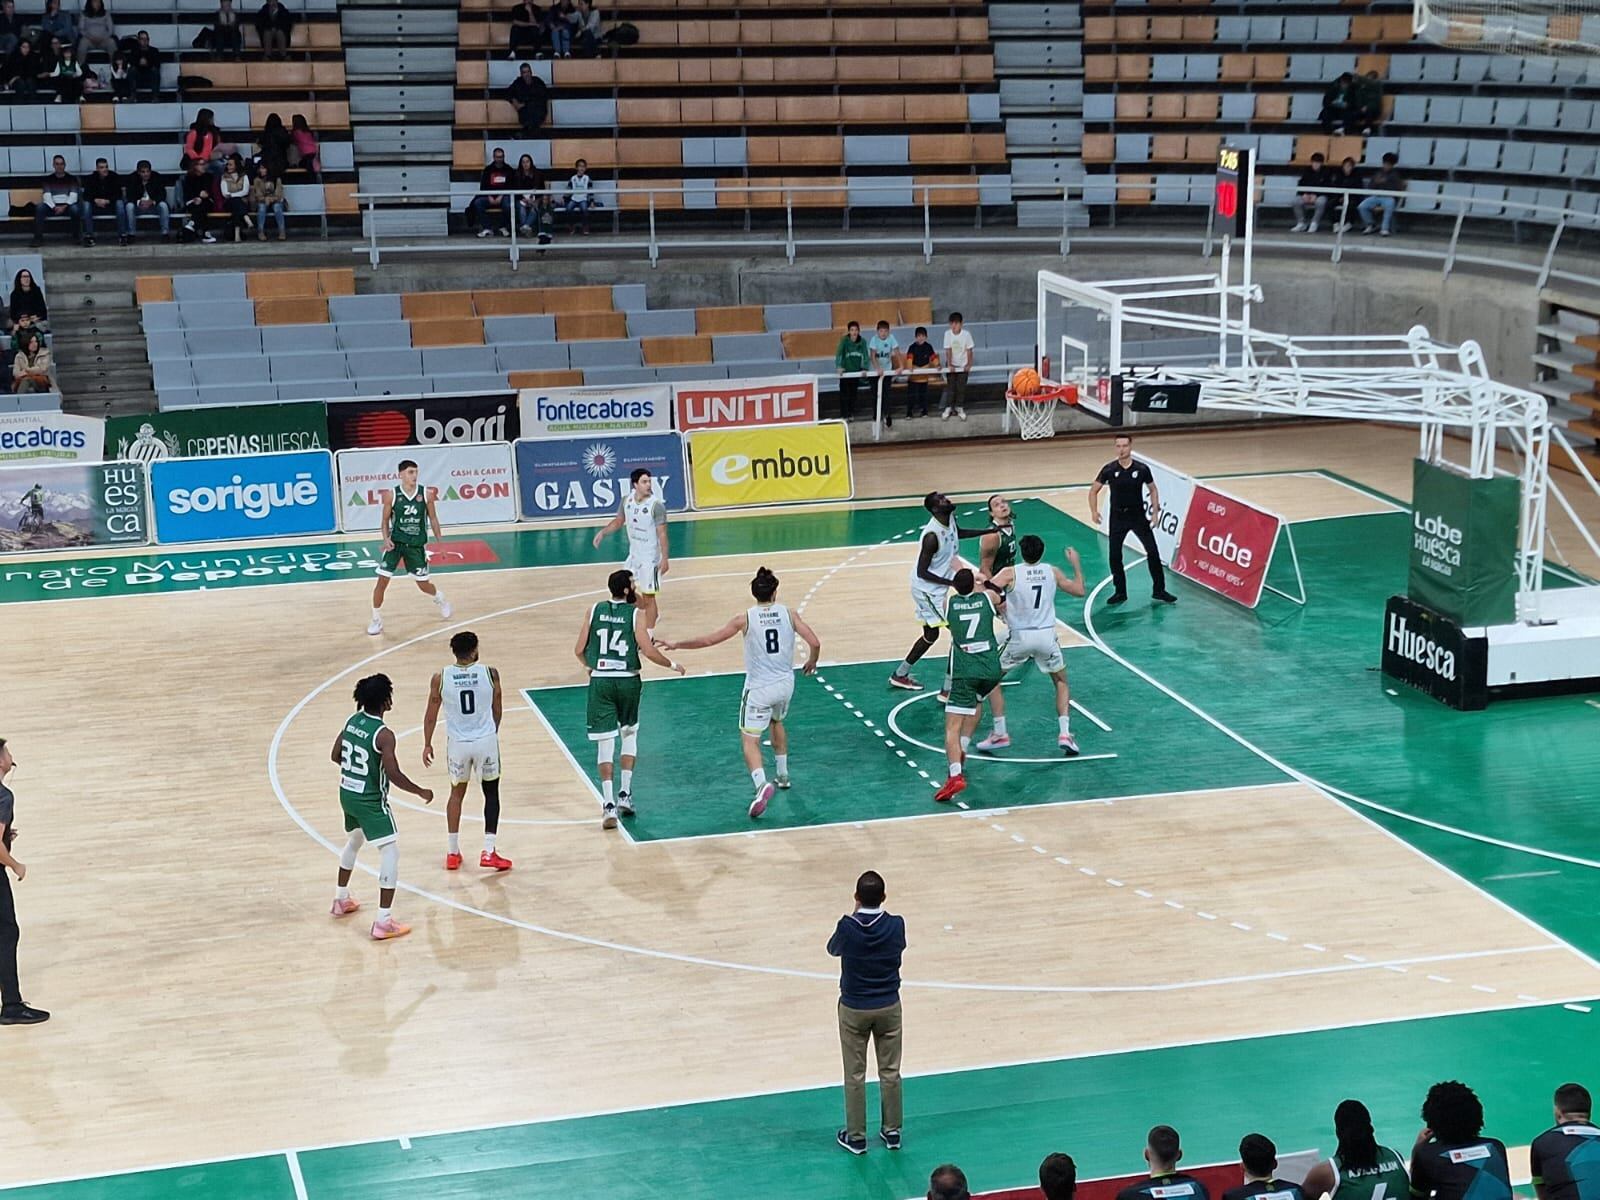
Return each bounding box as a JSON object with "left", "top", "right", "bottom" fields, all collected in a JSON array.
[{"left": 1006, "top": 383, "right": 1078, "bottom": 440}]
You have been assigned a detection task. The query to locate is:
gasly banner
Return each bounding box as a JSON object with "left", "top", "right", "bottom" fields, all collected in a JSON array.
[{"left": 1407, "top": 458, "right": 1520, "bottom": 627}]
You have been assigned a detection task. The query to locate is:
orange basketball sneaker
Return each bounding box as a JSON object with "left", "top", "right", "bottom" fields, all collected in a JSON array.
[
  {"left": 445, "top": 852, "right": 464, "bottom": 870},
  {"left": 933, "top": 773, "right": 967, "bottom": 803},
  {"left": 371, "top": 916, "right": 411, "bottom": 941},
  {"left": 330, "top": 896, "right": 361, "bottom": 917},
  {"left": 480, "top": 850, "right": 513, "bottom": 871}
]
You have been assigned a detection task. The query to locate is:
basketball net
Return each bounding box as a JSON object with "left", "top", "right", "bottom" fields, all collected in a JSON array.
[
  {"left": 1414, "top": 0, "right": 1600, "bottom": 55},
  {"left": 1006, "top": 384, "right": 1078, "bottom": 440}
]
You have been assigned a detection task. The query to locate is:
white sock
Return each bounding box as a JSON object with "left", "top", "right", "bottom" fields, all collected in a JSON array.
[
  {"left": 959, "top": 735, "right": 971, "bottom": 754},
  {"left": 620, "top": 768, "right": 633, "bottom": 794},
  {"left": 992, "top": 717, "right": 1008, "bottom": 738},
  {"left": 432, "top": 591, "right": 445, "bottom": 607},
  {"left": 371, "top": 607, "right": 381, "bottom": 621},
  {"left": 1059, "top": 714, "right": 1071, "bottom": 734},
  {"left": 602, "top": 778, "right": 613, "bottom": 804},
  {"left": 448, "top": 832, "right": 460, "bottom": 854},
  {"left": 378, "top": 906, "right": 392, "bottom": 922},
  {"left": 484, "top": 833, "right": 496, "bottom": 852},
  {"left": 751, "top": 767, "right": 767, "bottom": 788},
  {"left": 775, "top": 754, "right": 788, "bottom": 776},
  {"left": 948, "top": 760, "right": 963, "bottom": 777},
  {"left": 336, "top": 885, "right": 349, "bottom": 901}
]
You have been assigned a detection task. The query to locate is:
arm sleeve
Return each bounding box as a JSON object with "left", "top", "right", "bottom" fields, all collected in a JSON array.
[{"left": 652, "top": 500, "right": 666, "bottom": 526}]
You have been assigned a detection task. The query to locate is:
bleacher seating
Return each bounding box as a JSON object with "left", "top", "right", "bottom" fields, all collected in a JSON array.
[
  {"left": 137, "top": 271, "right": 1041, "bottom": 408},
  {"left": 450, "top": 0, "right": 1012, "bottom": 219}
]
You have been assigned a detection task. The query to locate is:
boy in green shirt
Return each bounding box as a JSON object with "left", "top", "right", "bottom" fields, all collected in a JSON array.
[{"left": 368, "top": 458, "right": 452, "bottom": 636}]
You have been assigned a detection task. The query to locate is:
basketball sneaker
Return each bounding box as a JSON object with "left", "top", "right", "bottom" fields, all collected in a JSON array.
[
  {"left": 366, "top": 615, "right": 383, "bottom": 635},
  {"left": 888, "top": 672, "right": 920, "bottom": 691},
  {"left": 330, "top": 896, "right": 361, "bottom": 917},
  {"left": 975, "top": 731, "right": 1010, "bottom": 752},
  {"left": 602, "top": 802, "right": 618, "bottom": 830},
  {"left": 436, "top": 595, "right": 453, "bottom": 619},
  {"left": 933, "top": 774, "right": 967, "bottom": 803},
  {"left": 445, "top": 852, "right": 463, "bottom": 871},
  {"left": 775, "top": 773, "right": 791, "bottom": 790},
  {"left": 1105, "top": 593, "right": 1128, "bottom": 606},
  {"left": 1059, "top": 732, "right": 1080, "bottom": 756},
  {"left": 836, "top": 1130, "right": 867, "bottom": 1156},
  {"left": 749, "top": 781, "right": 775, "bottom": 819},
  {"left": 880, "top": 1129, "right": 902, "bottom": 1151},
  {"left": 370, "top": 916, "right": 411, "bottom": 940},
  {"left": 617, "top": 792, "right": 635, "bottom": 817},
  {"left": 480, "top": 850, "right": 513, "bottom": 871},
  {"left": 1152, "top": 590, "right": 1177, "bottom": 604}
]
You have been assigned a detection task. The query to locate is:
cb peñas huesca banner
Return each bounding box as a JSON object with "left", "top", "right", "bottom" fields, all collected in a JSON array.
[{"left": 106, "top": 402, "right": 329, "bottom": 463}]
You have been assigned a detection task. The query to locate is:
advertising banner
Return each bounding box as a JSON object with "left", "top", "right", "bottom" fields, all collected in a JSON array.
[
  {"left": 1171, "top": 484, "right": 1282, "bottom": 608},
  {"left": 1407, "top": 458, "right": 1519, "bottom": 627},
  {"left": 1096, "top": 454, "right": 1194, "bottom": 568},
  {"left": 337, "top": 442, "right": 517, "bottom": 531},
  {"left": 0, "top": 411, "right": 104, "bottom": 465},
  {"left": 1129, "top": 380, "right": 1202, "bottom": 415},
  {"left": 1381, "top": 593, "right": 1489, "bottom": 710},
  {"left": 0, "top": 459, "right": 147, "bottom": 552},
  {"left": 687, "top": 421, "right": 852, "bottom": 510},
  {"left": 107, "top": 402, "right": 328, "bottom": 463},
  {"left": 327, "top": 392, "right": 519, "bottom": 451},
  {"left": 518, "top": 383, "right": 672, "bottom": 439},
  {"left": 150, "top": 450, "right": 337, "bottom": 544},
  {"left": 673, "top": 375, "right": 818, "bottom": 433},
  {"left": 515, "top": 432, "right": 687, "bottom": 521}
]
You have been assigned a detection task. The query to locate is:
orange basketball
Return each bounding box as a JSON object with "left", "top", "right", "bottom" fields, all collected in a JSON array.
[{"left": 1010, "top": 367, "right": 1042, "bottom": 396}]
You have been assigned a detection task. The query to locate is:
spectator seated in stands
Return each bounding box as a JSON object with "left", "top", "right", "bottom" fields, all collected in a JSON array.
[
  {"left": 12, "top": 330, "right": 52, "bottom": 395},
  {"left": 1359, "top": 153, "right": 1405, "bottom": 238},
  {"left": 572, "top": 0, "right": 600, "bottom": 55},
  {"left": 512, "top": 152, "right": 553, "bottom": 243},
  {"left": 32, "top": 156, "right": 81, "bottom": 247},
  {"left": 1320, "top": 72, "right": 1355, "bottom": 134},
  {"left": 129, "top": 29, "right": 162, "bottom": 100},
  {"left": 929, "top": 1164, "right": 972, "bottom": 1200},
  {"left": 835, "top": 321, "right": 869, "bottom": 421},
  {"left": 1040, "top": 1153, "right": 1077, "bottom": 1200},
  {"left": 545, "top": 0, "right": 575, "bottom": 59},
  {"left": 0, "top": 0, "right": 20, "bottom": 56},
  {"left": 8, "top": 270, "right": 48, "bottom": 337},
  {"left": 505, "top": 61, "right": 548, "bottom": 135},
  {"left": 212, "top": 0, "right": 243, "bottom": 59},
  {"left": 1330, "top": 156, "right": 1364, "bottom": 233},
  {"left": 121, "top": 160, "right": 170, "bottom": 242},
  {"left": 180, "top": 157, "right": 219, "bottom": 243},
  {"left": 50, "top": 42, "right": 84, "bottom": 103},
  {"left": 1412, "top": 1081, "right": 1511, "bottom": 1200},
  {"left": 901, "top": 325, "right": 938, "bottom": 418},
  {"left": 1292, "top": 152, "right": 1330, "bottom": 234},
  {"left": 256, "top": 111, "right": 292, "bottom": 178},
  {"left": 81, "top": 157, "right": 120, "bottom": 247},
  {"left": 1352, "top": 69, "right": 1384, "bottom": 135},
  {"left": 4, "top": 37, "right": 41, "bottom": 97},
  {"left": 183, "top": 107, "right": 237, "bottom": 175},
  {"left": 564, "top": 157, "right": 596, "bottom": 233},
  {"left": 255, "top": 0, "right": 296, "bottom": 60},
  {"left": 77, "top": 0, "right": 115, "bottom": 63},
  {"left": 218, "top": 154, "right": 250, "bottom": 241},
  {"left": 507, "top": 0, "right": 542, "bottom": 60},
  {"left": 289, "top": 112, "right": 320, "bottom": 173},
  {"left": 473, "top": 146, "right": 514, "bottom": 236},
  {"left": 109, "top": 50, "right": 131, "bottom": 100},
  {"left": 39, "top": 0, "right": 75, "bottom": 52},
  {"left": 252, "top": 161, "right": 286, "bottom": 240}
]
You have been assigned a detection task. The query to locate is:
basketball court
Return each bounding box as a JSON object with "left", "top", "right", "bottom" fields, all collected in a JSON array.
[{"left": 2, "top": 422, "right": 1599, "bottom": 1199}]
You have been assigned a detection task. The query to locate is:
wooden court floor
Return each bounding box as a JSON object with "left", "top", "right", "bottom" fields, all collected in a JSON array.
[{"left": 1, "top": 423, "right": 1598, "bottom": 1195}]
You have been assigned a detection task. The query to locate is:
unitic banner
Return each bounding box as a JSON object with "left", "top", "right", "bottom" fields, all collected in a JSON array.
[
  {"left": 518, "top": 383, "right": 672, "bottom": 438},
  {"left": 327, "top": 392, "right": 519, "bottom": 451},
  {"left": 0, "top": 411, "right": 104, "bottom": 465},
  {"left": 687, "top": 421, "right": 852, "bottom": 510},
  {"left": 151, "top": 450, "right": 337, "bottom": 544},
  {"left": 1171, "top": 484, "right": 1282, "bottom": 608},
  {"left": 1407, "top": 458, "right": 1519, "bottom": 627},
  {"left": 673, "top": 375, "right": 818, "bottom": 433},
  {"left": 337, "top": 442, "right": 517, "bottom": 531},
  {"left": 1380, "top": 593, "right": 1489, "bottom": 710},
  {"left": 0, "top": 459, "right": 147, "bottom": 552},
  {"left": 1096, "top": 454, "right": 1194, "bottom": 568},
  {"left": 515, "top": 432, "right": 687, "bottom": 521},
  {"left": 107, "top": 402, "right": 328, "bottom": 463}
]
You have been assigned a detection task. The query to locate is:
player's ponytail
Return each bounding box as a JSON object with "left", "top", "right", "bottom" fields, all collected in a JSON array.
[
  {"left": 1332, "top": 1099, "right": 1380, "bottom": 1172},
  {"left": 751, "top": 567, "right": 779, "bottom": 602}
]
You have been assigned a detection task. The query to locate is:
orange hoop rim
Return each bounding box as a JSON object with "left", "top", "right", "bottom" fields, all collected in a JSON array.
[{"left": 1007, "top": 383, "right": 1079, "bottom": 405}]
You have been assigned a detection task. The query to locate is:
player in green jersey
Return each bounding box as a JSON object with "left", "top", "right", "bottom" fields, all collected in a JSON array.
[
  {"left": 368, "top": 459, "right": 451, "bottom": 636},
  {"left": 329, "top": 673, "right": 434, "bottom": 940},
  {"left": 975, "top": 493, "right": 1018, "bottom": 747},
  {"left": 1301, "top": 1100, "right": 1412, "bottom": 1200},
  {"left": 933, "top": 569, "right": 1003, "bottom": 802},
  {"left": 573, "top": 569, "right": 684, "bottom": 830}
]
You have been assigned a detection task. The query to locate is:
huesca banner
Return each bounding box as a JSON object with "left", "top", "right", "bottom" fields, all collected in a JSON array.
[
  {"left": 687, "top": 421, "right": 852, "bottom": 510},
  {"left": 1407, "top": 458, "right": 1519, "bottom": 627},
  {"left": 106, "top": 402, "right": 329, "bottom": 462}
]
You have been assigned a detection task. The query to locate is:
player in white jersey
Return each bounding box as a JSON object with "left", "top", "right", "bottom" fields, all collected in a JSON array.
[
  {"left": 660, "top": 567, "right": 822, "bottom": 820},
  {"left": 422, "top": 630, "right": 512, "bottom": 871},
  {"left": 888, "top": 491, "right": 996, "bottom": 693},
  {"left": 976, "top": 535, "right": 1087, "bottom": 755},
  {"left": 592, "top": 467, "right": 669, "bottom": 642}
]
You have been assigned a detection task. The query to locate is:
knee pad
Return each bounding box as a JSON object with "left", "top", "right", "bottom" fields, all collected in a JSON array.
[
  {"left": 620, "top": 726, "right": 639, "bottom": 758},
  {"left": 339, "top": 830, "right": 365, "bottom": 871},
  {"left": 596, "top": 736, "right": 617, "bottom": 768},
  {"left": 378, "top": 841, "right": 399, "bottom": 889}
]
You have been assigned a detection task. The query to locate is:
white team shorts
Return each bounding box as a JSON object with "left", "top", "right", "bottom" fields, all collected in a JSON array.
[
  {"left": 1000, "top": 627, "right": 1065, "bottom": 675},
  {"left": 627, "top": 554, "right": 662, "bottom": 595},
  {"left": 447, "top": 734, "right": 501, "bottom": 784},
  {"left": 739, "top": 678, "right": 794, "bottom": 734},
  {"left": 911, "top": 586, "right": 948, "bottom": 628}
]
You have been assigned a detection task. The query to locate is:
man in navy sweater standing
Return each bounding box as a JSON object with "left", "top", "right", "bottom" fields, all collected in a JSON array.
[{"left": 828, "top": 869, "right": 906, "bottom": 1155}]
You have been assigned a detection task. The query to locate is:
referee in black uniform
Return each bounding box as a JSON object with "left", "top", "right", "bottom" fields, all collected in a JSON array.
[
  {"left": 0, "top": 738, "right": 47, "bottom": 1026},
  {"left": 1088, "top": 434, "right": 1178, "bottom": 606}
]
